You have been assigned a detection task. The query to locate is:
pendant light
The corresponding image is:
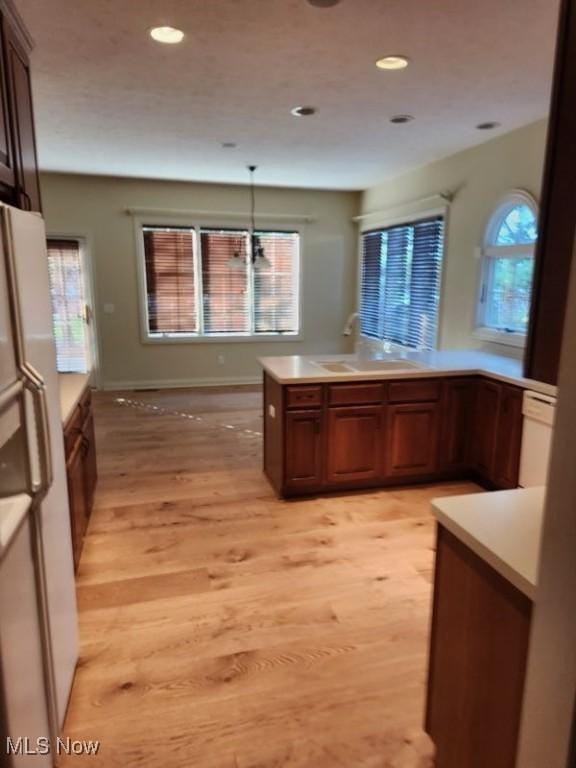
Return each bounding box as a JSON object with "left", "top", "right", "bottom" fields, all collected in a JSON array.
[{"left": 228, "top": 165, "right": 272, "bottom": 270}]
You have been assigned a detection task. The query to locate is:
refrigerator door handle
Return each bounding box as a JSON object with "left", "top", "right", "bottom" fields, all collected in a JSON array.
[{"left": 21, "top": 364, "right": 53, "bottom": 500}]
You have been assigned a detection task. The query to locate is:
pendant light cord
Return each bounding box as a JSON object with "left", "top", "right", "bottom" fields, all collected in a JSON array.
[{"left": 248, "top": 164, "right": 257, "bottom": 263}]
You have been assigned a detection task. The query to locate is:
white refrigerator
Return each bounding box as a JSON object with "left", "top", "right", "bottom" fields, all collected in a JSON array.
[{"left": 0, "top": 203, "right": 78, "bottom": 765}]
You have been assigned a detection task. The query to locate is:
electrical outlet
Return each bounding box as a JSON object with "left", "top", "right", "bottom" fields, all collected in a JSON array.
[
  {"left": 217, "top": 355, "right": 225, "bottom": 366},
  {"left": 268, "top": 404, "right": 276, "bottom": 419},
  {"left": 103, "top": 303, "right": 115, "bottom": 314}
]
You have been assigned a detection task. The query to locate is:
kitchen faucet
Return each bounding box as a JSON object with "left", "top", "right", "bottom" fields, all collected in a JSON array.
[{"left": 342, "top": 311, "right": 359, "bottom": 336}]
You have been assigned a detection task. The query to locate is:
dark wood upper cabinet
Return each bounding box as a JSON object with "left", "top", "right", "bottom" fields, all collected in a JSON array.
[
  {"left": 525, "top": 0, "right": 576, "bottom": 385},
  {"left": 325, "top": 405, "right": 382, "bottom": 484},
  {"left": 0, "top": 20, "right": 13, "bottom": 192},
  {"left": 3, "top": 16, "right": 41, "bottom": 212}
]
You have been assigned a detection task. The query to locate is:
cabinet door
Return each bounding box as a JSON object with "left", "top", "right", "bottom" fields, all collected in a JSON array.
[
  {"left": 0, "top": 22, "right": 14, "bottom": 191},
  {"left": 387, "top": 402, "right": 440, "bottom": 477},
  {"left": 284, "top": 410, "right": 323, "bottom": 491},
  {"left": 471, "top": 380, "right": 501, "bottom": 481},
  {"left": 426, "top": 526, "right": 532, "bottom": 768},
  {"left": 82, "top": 412, "right": 98, "bottom": 510},
  {"left": 326, "top": 405, "right": 382, "bottom": 485},
  {"left": 3, "top": 21, "right": 41, "bottom": 212},
  {"left": 493, "top": 385, "right": 523, "bottom": 489},
  {"left": 441, "top": 379, "right": 476, "bottom": 472},
  {"left": 67, "top": 439, "right": 88, "bottom": 572}
]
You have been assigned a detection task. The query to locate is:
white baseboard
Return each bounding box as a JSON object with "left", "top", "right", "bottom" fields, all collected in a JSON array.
[{"left": 101, "top": 375, "right": 262, "bottom": 392}]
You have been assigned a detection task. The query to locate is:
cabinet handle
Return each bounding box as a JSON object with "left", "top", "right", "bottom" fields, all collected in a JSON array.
[{"left": 314, "top": 417, "right": 321, "bottom": 434}]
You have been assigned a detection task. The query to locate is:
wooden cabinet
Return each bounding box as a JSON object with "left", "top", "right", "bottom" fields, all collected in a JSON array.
[
  {"left": 471, "top": 379, "right": 501, "bottom": 480},
  {"left": 426, "top": 525, "right": 532, "bottom": 768},
  {"left": 387, "top": 402, "right": 440, "bottom": 477},
  {"left": 0, "top": 4, "right": 41, "bottom": 211},
  {"left": 0, "top": 20, "right": 13, "bottom": 192},
  {"left": 285, "top": 410, "right": 323, "bottom": 491},
  {"left": 493, "top": 385, "right": 523, "bottom": 489},
  {"left": 470, "top": 380, "right": 524, "bottom": 489},
  {"left": 66, "top": 437, "right": 88, "bottom": 573},
  {"left": 64, "top": 388, "right": 98, "bottom": 572},
  {"left": 524, "top": 0, "right": 576, "bottom": 386},
  {"left": 3, "top": 19, "right": 41, "bottom": 211},
  {"left": 263, "top": 372, "right": 524, "bottom": 498},
  {"left": 326, "top": 405, "right": 382, "bottom": 485},
  {"left": 440, "top": 378, "right": 476, "bottom": 472}
]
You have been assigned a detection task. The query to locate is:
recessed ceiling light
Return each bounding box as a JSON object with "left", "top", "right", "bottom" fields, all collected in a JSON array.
[
  {"left": 291, "top": 106, "right": 317, "bottom": 117},
  {"left": 390, "top": 114, "right": 414, "bottom": 124},
  {"left": 376, "top": 55, "right": 410, "bottom": 71},
  {"left": 476, "top": 121, "right": 501, "bottom": 131},
  {"left": 149, "top": 26, "right": 185, "bottom": 44},
  {"left": 307, "top": 0, "right": 341, "bottom": 6},
  {"left": 221, "top": 142, "right": 237, "bottom": 149}
]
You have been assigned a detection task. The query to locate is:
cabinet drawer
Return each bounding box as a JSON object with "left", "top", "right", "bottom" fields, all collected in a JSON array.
[
  {"left": 328, "top": 383, "right": 384, "bottom": 406},
  {"left": 286, "top": 385, "right": 323, "bottom": 409},
  {"left": 389, "top": 379, "right": 441, "bottom": 403}
]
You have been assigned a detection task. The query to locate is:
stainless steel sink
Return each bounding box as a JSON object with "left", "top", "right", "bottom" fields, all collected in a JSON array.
[
  {"left": 313, "top": 358, "right": 427, "bottom": 374},
  {"left": 348, "top": 359, "right": 426, "bottom": 372}
]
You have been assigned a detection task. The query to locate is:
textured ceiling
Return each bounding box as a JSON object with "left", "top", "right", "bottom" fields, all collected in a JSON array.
[{"left": 18, "top": 0, "right": 559, "bottom": 190}]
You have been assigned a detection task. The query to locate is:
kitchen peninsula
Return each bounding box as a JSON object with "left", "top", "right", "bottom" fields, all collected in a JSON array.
[{"left": 260, "top": 351, "right": 555, "bottom": 498}]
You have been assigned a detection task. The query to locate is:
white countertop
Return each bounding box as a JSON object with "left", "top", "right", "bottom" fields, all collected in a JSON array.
[
  {"left": 432, "top": 487, "right": 546, "bottom": 599},
  {"left": 259, "top": 350, "right": 557, "bottom": 396},
  {"left": 58, "top": 373, "right": 91, "bottom": 426}
]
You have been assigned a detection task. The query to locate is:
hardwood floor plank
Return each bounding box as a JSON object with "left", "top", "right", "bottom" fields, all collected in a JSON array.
[{"left": 60, "top": 385, "right": 480, "bottom": 767}]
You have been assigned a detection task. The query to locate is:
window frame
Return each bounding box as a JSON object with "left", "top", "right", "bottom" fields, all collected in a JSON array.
[
  {"left": 134, "top": 215, "right": 303, "bottom": 344},
  {"left": 357, "top": 208, "right": 447, "bottom": 352},
  {"left": 46, "top": 234, "right": 100, "bottom": 378},
  {"left": 474, "top": 190, "right": 538, "bottom": 348}
]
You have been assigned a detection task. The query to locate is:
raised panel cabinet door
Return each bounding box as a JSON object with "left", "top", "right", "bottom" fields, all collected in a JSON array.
[
  {"left": 325, "top": 405, "right": 382, "bottom": 485},
  {"left": 470, "top": 380, "right": 501, "bottom": 481},
  {"left": 3, "top": 20, "right": 41, "bottom": 212},
  {"left": 67, "top": 439, "right": 88, "bottom": 572},
  {"left": 0, "top": 20, "right": 14, "bottom": 190},
  {"left": 440, "top": 379, "right": 476, "bottom": 471},
  {"left": 493, "top": 385, "right": 523, "bottom": 489},
  {"left": 284, "top": 409, "right": 323, "bottom": 491},
  {"left": 82, "top": 411, "right": 98, "bottom": 511},
  {"left": 387, "top": 402, "right": 440, "bottom": 477}
]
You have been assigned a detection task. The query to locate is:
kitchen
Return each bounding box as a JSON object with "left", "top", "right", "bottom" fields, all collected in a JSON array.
[{"left": 0, "top": 1, "right": 575, "bottom": 767}]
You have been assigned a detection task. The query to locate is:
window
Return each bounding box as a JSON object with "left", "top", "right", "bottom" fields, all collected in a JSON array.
[
  {"left": 477, "top": 191, "right": 538, "bottom": 341},
  {"left": 360, "top": 216, "right": 445, "bottom": 350},
  {"left": 47, "top": 239, "right": 90, "bottom": 373},
  {"left": 141, "top": 226, "right": 300, "bottom": 339}
]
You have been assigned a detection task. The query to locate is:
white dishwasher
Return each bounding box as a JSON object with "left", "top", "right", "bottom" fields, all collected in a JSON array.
[{"left": 519, "top": 390, "right": 557, "bottom": 488}]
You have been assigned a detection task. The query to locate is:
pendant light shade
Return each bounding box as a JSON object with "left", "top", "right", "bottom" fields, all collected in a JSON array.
[{"left": 227, "top": 165, "right": 271, "bottom": 270}]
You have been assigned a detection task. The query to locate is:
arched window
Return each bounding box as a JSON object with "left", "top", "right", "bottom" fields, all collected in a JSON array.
[{"left": 477, "top": 190, "right": 538, "bottom": 341}]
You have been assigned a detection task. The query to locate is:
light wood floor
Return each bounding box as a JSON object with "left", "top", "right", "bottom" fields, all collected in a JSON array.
[{"left": 62, "top": 386, "right": 480, "bottom": 767}]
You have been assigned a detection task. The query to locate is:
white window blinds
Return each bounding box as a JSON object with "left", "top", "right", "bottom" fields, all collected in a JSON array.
[
  {"left": 143, "top": 227, "right": 197, "bottom": 335},
  {"left": 360, "top": 217, "right": 445, "bottom": 350},
  {"left": 46, "top": 239, "right": 89, "bottom": 373},
  {"left": 141, "top": 225, "right": 300, "bottom": 339},
  {"left": 253, "top": 231, "right": 299, "bottom": 334},
  {"left": 200, "top": 229, "right": 250, "bottom": 334}
]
